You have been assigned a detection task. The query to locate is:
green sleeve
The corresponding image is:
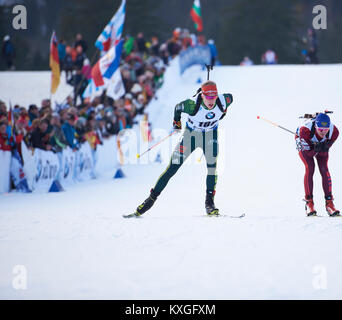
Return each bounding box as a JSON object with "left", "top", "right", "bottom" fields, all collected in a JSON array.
[
  {"left": 222, "top": 94, "right": 233, "bottom": 112},
  {"left": 219, "top": 94, "right": 233, "bottom": 120},
  {"left": 174, "top": 99, "right": 197, "bottom": 121},
  {"left": 55, "top": 137, "right": 67, "bottom": 149}
]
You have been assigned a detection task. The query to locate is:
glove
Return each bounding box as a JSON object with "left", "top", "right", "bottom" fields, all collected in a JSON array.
[
  {"left": 173, "top": 120, "right": 182, "bottom": 131},
  {"left": 314, "top": 141, "right": 329, "bottom": 153}
]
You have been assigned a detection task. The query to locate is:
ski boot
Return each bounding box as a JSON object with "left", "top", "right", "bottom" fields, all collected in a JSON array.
[
  {"left": 123, "top": 189, "right": 160, "bottom": 218},
  {"left": 304, "top": 196, "right": 317, "bottom": 216},
  {"left": 205, "top": 190, "right": 219, "bottom": 216},
  {"left": 325, "top": 195, "right": 340, "bottom": 217}
]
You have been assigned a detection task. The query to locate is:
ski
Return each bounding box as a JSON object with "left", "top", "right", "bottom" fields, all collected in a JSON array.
[
  {"left": 306, "top": 213, "right": 341, "bottom": 218},
  {"left": 123, "top": 212, "right": 141, "bottom": 219},
  {"left": 123, "top": 212, "right": 246, "bottom": 219},
  {"left": 197, "top": 213, "right": 246, "bottom": 219}
]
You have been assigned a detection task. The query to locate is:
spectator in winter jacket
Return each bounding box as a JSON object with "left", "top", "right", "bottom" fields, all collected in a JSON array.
[
  {"left": 62, "top": 113, "right": 79, "bottom": 151},
  {"left": 159, "top": 42, "right": 169, "bottom": 65},
  {"left": 181, "top": 29, "right": 193, "bottom": 50},
  {"left": 30, "top": 119, "right": 52, "bottom": 151},
  {"left": 67, "top": 69, "right": 87, "bottom": 106},
  {"left": 1, "top": 35, "right": 15, "bottom": 70},
  {"left": 18, "top": 107, "right": 29, "bottom": 124},
  {"left": 150, "top": 37, "right": 160, "bottom": 56},
  {"left": 28, "top": 104, "right": 39, "bottom": 128},
  {"left": 0, "top": 121, "right": 14, "bottom": 151},
  {"left": 126, "top": 53, "right": 145, "bottom": 77},
  {"left": 167, "top": 38, "right": 181, "bottom": 57},
  {"left": 74, "top": 33, "right": 88, "bottom": 53},
  {"left": 50, "top": 114, "right": 68, "bottom": 153},
  {"left": 123, "top": 35, "right": 136, "bottom": 56},
  {"left": 134, "top": 94, "right": 146, "bottom": 115},
  {"left": 136, "top": 33, "right": 147, "bottom": 56},
  {"left": 82, "top": 58, "right": 92, "bottom": 80},
  {"left": 63, "top": 46, "right": 74, "bottom": 80},
  {"left": 304, "top": 28, "right": 319, "bottom": 64},
  {"left": 58, "top": 39, "right": 66, "bottom": 70},
  {"left": 0, "top": 101, "right": 7, "bottom": 118},
  {"left": 261, "top": 49, "right": 278, "bottom": 64},
  {"left": 74, "top": 45, "right": 86, "bottom": 71}
]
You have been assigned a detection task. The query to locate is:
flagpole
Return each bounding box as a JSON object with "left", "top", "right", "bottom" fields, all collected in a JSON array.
[
  {"left": 50, "top": 72, "right": 53, "bottom": 104},
  {"left": 61, "top": 48, "right": 99, "bottom": 106},
  {"left": 74, "top": 48, "right": 99, "bottom": 103},
  {"left": 49, "top": 33, "right": 53, "bottom": 104}
]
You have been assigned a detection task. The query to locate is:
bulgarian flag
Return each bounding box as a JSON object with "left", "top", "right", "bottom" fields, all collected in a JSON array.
[
  {"left": 190, "top": 0, "right": 203, "bottom": 32},
  {"left": 49, "top": 31, "right": 60, "bottom": 94}
]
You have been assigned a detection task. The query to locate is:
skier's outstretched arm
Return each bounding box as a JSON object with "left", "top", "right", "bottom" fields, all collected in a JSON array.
[{"left": 173, "top": 100, "right": 197, "bottom": 130}]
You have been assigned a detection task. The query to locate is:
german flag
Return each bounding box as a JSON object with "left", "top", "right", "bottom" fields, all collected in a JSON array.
[
  {"left": 49, "top": 31, "right": 60, "bottom": 94},
  {"left": 190, "top": 0, "right": 203, "bottom": 32}
]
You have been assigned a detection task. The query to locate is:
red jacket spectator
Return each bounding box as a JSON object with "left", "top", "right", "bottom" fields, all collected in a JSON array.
[{"left": 0, "top": 122, "right": 14, "bottom": 151}]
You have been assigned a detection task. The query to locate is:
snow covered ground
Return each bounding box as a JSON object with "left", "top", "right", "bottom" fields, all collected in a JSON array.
[{"left": 1, "top": 60, "right": 342, "bottom": 299}]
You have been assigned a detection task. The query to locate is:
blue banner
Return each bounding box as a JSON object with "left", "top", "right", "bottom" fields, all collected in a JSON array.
[{"left": 179, "top": 45, "right": 211, "bottom": 74}]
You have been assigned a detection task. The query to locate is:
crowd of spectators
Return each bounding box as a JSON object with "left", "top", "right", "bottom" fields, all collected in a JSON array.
[{"left": 1, "top": 29, "right": 216, "bottom": 173}]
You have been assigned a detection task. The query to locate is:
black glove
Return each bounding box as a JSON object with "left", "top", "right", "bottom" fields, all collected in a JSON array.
[
  {"left": 173, "top": 120, "right": 182, "bottom": 131},
  {"left": 314, "top": 141, "right": 329, "bottom": 153}
]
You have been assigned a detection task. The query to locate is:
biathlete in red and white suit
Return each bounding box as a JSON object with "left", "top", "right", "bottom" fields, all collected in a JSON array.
[{"left": 295, "top": 113, "right": 339, "bottom": 216}]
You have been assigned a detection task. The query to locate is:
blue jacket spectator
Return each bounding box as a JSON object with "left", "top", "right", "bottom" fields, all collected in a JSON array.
[
  {"left": 62, "top": 114, "right": 79, "bottom": 151},
  {"left": 58, "top": 39, "right": 66, "bottom": 69}
]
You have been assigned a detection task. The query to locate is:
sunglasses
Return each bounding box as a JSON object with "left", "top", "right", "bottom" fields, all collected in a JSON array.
[
  {"left": 203, "top": 95, "right": 218, "bottom": 100},
  {"left": 316, "top": 127, "right": 329, "bottom": 133}
]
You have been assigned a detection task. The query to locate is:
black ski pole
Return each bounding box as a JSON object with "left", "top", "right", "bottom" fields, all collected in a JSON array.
[{"left": 205, "top": 64, "right": 213, "bottom": 81}]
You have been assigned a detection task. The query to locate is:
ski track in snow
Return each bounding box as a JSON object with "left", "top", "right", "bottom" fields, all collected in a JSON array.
[{"left": 1, "top": 60, "right": 342, "bottom": 299}]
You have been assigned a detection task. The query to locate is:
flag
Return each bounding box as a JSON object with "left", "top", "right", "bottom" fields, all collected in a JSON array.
[
  {"left": 83, "top": 40, "right": 124, "bottom": 99},
  {"left": 8, "top": 103, "right": 31, "bottom": 193},
  {"left": 95, "top": 0, "right": 126, "bottom": 52},
  {"left": 92, "top": 40, "right": 123, "bottom": 86},
  {"left": 8, "top": 105, "right": 13, "bottom": 127},
  {"left": 82, "top": 79, "right": 105, "bottom": 100},
  {"left": 10, "top": 148, "right": 31, "bottom": 193},
  {"left": 190, "top": 0, "right": 203, "bottom": 32},
  {"left": 50, "top": 31, "right": 60, "bottom": 94},
  {"left": 106, "top": 69, "right": 125, "bottom": 100},
  {"left": 8, "top": 102, "right": 15, "bottom": 139}
]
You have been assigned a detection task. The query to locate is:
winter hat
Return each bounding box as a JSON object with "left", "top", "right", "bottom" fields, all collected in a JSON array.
[
  {"left": 131, "top": 83, "right": 143, "bottom": 94},
  {"left": 315, "top": 113, "right": 330, "bottom": 128},
  {"left": 201, "top": 81, "right": 218, "bottom": 96}
]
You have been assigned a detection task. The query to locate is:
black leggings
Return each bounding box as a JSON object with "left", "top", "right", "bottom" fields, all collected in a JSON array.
[{"left": 154, "top": 128, "right": 219, "bottom": 194}]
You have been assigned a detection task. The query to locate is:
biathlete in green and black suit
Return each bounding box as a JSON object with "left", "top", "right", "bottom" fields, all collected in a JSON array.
[{"left": 126, "top": 81, "right": 233, "bottom": 217}]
